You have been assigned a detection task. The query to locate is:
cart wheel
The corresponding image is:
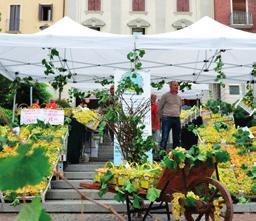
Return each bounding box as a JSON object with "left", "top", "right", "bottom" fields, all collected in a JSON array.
[{"left": 184, "top": 177, "right": 233, "bottom": 221}]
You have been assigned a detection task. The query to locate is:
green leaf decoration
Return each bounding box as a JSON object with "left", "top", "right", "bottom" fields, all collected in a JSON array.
[
  {"left": 163, "top": 156, "right": 177, "bottom": 170},
  {"left": 241, "top": 164, "right": 248, "bottom": 170},
  {"left": 39, "top": 209, "right": 52, "bottom": 221},
  {"left": 184, "top": 197, "right": 197, "bottom": 208},
  {"left": 100, "top": 170, "right": 113, "bottom": 184},
  {"left": 0, "top": 144, "right": 50, "bottom": 191},
  {"left": 113, "top": 190, "right": 126, "bottom": 203},
  {"left": 132, "top": 194, "right": 142, "bottom": 209},
  {"left": 124, "top": 180, "right": 137, "bottom": 193},
  {"left": 146, "top": 188, "right": 161, "bottom": 202},
  {"left": 252, "top": 184, "right": 256, "bottom": 193},
  {"left": 15, "top": 197, "right": 51, "bottom": 221},
  {"left": 98, "top": 183, "right": 108, "bottom": 198},
  {"left": 215, "top": 150, "right": 230, "bottom": 163}
]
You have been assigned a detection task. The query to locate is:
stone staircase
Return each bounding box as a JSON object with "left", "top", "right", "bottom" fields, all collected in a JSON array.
[{"left": 44, "top": 162, "right": 126, "bottom": 213}]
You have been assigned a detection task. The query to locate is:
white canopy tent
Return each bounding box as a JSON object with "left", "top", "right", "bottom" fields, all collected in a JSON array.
[{"left": 0, "top": 16, "right": 255, "bottom": 84}]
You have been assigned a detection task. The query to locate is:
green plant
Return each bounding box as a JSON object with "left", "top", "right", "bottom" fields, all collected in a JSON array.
[
  {"left": 151, "top": 80, "right": 165, "bottom": 90},
  {"left": 178, "top": 81, "right": 192, "bottom": 92},
  {"left": 233, "top": 128, "right": 255, "bottom": 154},
  {"left": 99, "top": 171, "right": 161, "bottom": 209},
  {"left": 55, "top": 99, "right": 71, "bottom": 108},
  {"left": 96, "top": 49, "right": 156, "bottom": 164},
  {"left": 214, "top": 52, "right": 226, "bottom": 88},
  {"left": 0, "top": 107, "right": 18, "bottom": 126},
  {"left": 42, "top": 48, "right": 72, "bottom": 100},
  {"left": 206, "top": 99, "right": 232, "bottom": 115}
]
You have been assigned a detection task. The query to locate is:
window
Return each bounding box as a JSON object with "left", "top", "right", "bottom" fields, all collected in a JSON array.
[
  {"left": 39, "top": 4, "right": 53, "bottom": 21},
  {"left": 132, "top": 0, "right": 145, "bottom": 11},
  {"left": 232, "top": 0, "right": 246, "bottom": 12},
  {"left": 132, "top": 27, "right": 145, "bottom": 35},
  {"left": 89, "top": 27, "right": 100, "bottom": 31},
  {"left": 177, "top": 0, "right": 189, "bottom": 12},
  {"left": 9, "top": 5, "right": 20, "bottom": 32},
  {"left": 229, "top": 85, "right": 240, "bottom": 95},
  {"left": 88, "top": 0, "right": 101, "bottom": 11}
]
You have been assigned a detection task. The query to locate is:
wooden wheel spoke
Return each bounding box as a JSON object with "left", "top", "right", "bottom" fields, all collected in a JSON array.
[
  {"left": 205, "top": 213, "right": 209, "bottom": 221},
  {"left": 209, "top": 212, "right": 215, "bottom": 221},
  {"left": 208, "top": 189, "right": 219, "bottom": 202},
  {"left": 220, "top": 211, "right": 226, "bottom": 218},
  {"left": 204, "top": 183, "right": 210, "bottom": 195},
  {"left": 195, "top": 213, "right": 204, "bottom": 221}
]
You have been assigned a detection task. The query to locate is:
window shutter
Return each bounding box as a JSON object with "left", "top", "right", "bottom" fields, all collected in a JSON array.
[
  {"left": 139, "top": 0, "right": 145, "bottom": 11},
  {"left": 39, "top": 4, "right": 42, "bottom": 20},
  {"left": 177, "top": 0, "right": 189, "bottom": 12},
  {"left": 177, "top": 0, "right": 182, "bottom": 12},
  {"left": 9, "top": 5, "right": 20, "bottom": 31},
  {"left": 132, "top": 0, "right": 139, "bottom": 11},
  {"left": 49, "top": 4, "right": 53, "bottom": 21},
  {"left": 95, "top": 0, "right": 101, "bottom": 11},
  {"left": 15, "top": 5, "right": 20, "bottom": 31},
  {"left": 183, "top": 0, "right": 189, "bottom": 12},
  {"left": 88, "top": 0, "right": 95, "bottom": 10}
]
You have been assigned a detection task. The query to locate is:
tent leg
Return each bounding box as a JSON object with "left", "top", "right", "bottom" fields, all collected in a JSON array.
[
  {"left": 30, "top": 86, "right": 33, "bottom": 106},
  {"left": 12, "top": 92, "right": 16, "bottom": 123}
]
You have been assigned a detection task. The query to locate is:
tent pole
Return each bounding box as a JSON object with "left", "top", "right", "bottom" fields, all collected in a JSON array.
[
  {"left": 30, "top": 86, "right": 33, "bottom": 106},
  {"left": 253, "top": 81, "right": 256, "bottom": 105},
  {"left": 12, "top": 91, "right": 16, "bottom": 123}
]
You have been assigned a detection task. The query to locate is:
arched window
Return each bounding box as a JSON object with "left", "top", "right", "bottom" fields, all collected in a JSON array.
[
  {"left": 132, "top": 0, "right": 145, "bottom": 11},
  {"left": 177, "top": 0, "right": 189, "bottom": 12}
]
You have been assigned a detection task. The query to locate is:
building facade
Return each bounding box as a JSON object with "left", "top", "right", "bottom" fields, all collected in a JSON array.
[
  {"left": 213, "top": 0, "right": 256, "bottom": 103},
  {"left": 66, "top": 0, "right": 214, "bottom": 34},
  {"left": 0, "top": 0, "right": 65, "bottom": 34},
  {"left": 215, "top": 0, "right": 256, "bottom": 32}
]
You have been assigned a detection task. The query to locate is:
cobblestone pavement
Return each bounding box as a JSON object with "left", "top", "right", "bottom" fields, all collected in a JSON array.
[{"left": 1, "top": 213, "right": 256, "bottom": 221}]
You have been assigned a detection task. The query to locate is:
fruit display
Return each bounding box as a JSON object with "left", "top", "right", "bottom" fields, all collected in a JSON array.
[
  {"left": 0, "top": 124, "right": 68, "bottom": 197},
  {"left": 95, "top": 162, "right": 161, "bottom": 190},
  {"left": 72, "top": 108, "right": 101, "bottom": 130},
  {"left": 217, "top": 145, "right": 256, "bottom": 196},
  {"left": 197, "top": 120, "right": 236, "bottom": 144}
]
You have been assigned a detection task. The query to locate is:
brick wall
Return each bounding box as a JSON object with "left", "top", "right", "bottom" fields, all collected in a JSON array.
[
  {"left": 214, "top": 0, "right": 230, "bottom": 25},
  {"left": 248, "top": 0, "right": 256, "bottom": 32}
]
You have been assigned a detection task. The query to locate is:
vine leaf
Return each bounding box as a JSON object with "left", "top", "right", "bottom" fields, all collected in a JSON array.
[
  {"left": 15, "top": 197, "right": 52, "bottom": 221},
  {"left": 0, "top": 144, "right": 50, "bottom": 191},
  {"left": 146, "top": 188, "right": 161, "bottom": 202}
]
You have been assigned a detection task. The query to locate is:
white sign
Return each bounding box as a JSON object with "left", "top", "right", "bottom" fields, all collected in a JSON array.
[
  {"left": 20, "top": 109, "right": 64, "bottom": 125},
  {"left": 114, "top": 70, "right": 152, "bottom": 165},
  {"left": 235, "top": 98, "right": 255, "bottom": 116}
]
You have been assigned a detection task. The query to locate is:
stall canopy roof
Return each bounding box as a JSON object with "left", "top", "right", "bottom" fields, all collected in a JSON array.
[{"left": 0, "top": 16, "right": 256, "bottom": 84}]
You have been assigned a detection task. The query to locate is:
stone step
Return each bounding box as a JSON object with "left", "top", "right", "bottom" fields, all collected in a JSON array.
[
  {"left": 46, "top": 189, "right": 114, "bottom": 200},
  {"left": 1, "top": 201, "right": 256, "bottom": 213},
  {"left": 65, "top": 163, "right": 105, "bottom": 172},
  {"left": 0, "top": 200, "right": 127, "bottom": 213},
  {"left": 64, "top": 172, "right": 95, "bottom": 180},
  {"left": 0, "top": 213, "right": 160, "bottom": 221},
  {"left": 51, "top": 179, "right": 92, "bottom": 189}
]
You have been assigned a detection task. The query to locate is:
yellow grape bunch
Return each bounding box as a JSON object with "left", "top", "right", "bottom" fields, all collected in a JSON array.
[
  {"left": 171, "top": 192, "right": 185, "bottom": 220},
  {"left": 73, "top": 109, "right": 99, "bottom": 126}
]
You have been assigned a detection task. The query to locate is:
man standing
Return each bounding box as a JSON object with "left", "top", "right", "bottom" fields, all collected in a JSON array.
[{"left": 159, "top": 81, "right": 182, "bottom": 149}]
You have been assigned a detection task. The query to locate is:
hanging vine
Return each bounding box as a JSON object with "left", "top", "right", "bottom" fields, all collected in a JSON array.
[
  {"left": 151, "top": 80, "right": 166, "bottom": 90},
  {"left": 42, "top": 48, "right": 72, "bottom": 100},
  {"left": 178, "top": 81, "right": 192, "bottom": 92},
  {"left": 214, "top": 52, "right": 226, "bottom": 88}
]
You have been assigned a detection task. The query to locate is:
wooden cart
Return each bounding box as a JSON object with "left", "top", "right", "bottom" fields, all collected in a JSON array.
[{"left": 81, "top": 162, "right": 233, "bottom": 221}]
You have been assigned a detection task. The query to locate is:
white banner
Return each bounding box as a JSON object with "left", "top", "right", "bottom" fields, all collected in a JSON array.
[
  {"left": 114, "top": 70, "right": 152, "bottom": 165},
  {"left": 20, "top": 109, "right": 64, "bottom": 125}
]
